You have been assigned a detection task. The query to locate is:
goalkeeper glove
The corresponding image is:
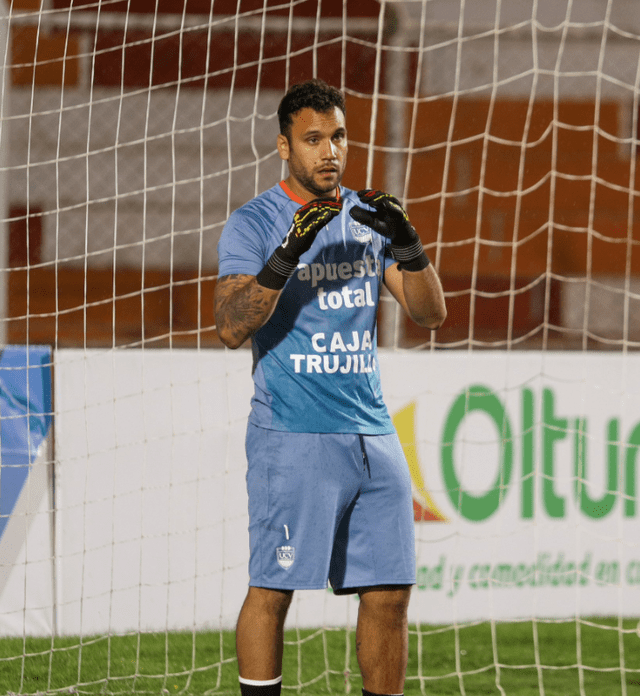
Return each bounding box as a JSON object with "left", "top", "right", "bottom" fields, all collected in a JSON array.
[
  {"left": 349, "top": 189, "right": 430, "bottom": 271},
  {"left": 257, "top": 197, "right": 342, "bottom": 290}
]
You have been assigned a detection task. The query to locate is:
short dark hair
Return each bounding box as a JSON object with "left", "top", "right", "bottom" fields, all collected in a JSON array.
[{"left": 277, "top": 79, "right": 346, "bottom": 137}]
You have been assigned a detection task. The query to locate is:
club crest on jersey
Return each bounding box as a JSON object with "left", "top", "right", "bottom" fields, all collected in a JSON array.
[
  {"left": 349, "top": 220, "right": 372, "bottom": 244},
  {"left": 276, "top": 545, "right": 295, "bottom": 569}
]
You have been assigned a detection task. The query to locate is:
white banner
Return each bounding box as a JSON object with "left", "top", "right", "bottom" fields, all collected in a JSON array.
[
  {"left": 383, "top": 351, "right": 640, "bottom": 623},
  {"left": 51, "top": 349, "right": 640, "bottom": 635},
  {"left": 54, "top": 349, "right": 254, "bottom": 635}
]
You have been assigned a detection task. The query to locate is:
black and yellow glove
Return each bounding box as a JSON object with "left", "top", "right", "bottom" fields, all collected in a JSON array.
[
  {"left": 349, "top": 189, "right": 430, "bottom": 271},
  {"left": 257, "top": 198, "right": 343, "bottom": 290}
]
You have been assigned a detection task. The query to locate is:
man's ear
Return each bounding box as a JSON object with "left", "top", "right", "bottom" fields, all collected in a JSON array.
[{"left": 277, "top": 133, "right": 290, "bottom": 162}]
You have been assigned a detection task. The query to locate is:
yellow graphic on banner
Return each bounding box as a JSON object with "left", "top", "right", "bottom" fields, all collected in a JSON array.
[{"left": 393, "top": 402, "right": 448, "bottom": 523}]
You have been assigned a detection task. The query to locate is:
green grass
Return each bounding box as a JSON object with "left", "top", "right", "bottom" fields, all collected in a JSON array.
[{"left": 0, "top": 619, "right": 639, "bottom": 695}]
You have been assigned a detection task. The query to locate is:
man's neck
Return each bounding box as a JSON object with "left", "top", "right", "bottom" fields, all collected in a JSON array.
[{"left": 281, "top": 177, "right": 339, "bottom": 203}]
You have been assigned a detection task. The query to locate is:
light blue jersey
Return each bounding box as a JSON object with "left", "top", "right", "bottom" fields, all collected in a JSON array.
[{"left": 218, "top": 182, "right": 396, "bottom": 434}]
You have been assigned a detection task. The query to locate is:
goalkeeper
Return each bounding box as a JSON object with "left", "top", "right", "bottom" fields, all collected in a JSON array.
[{"left": 215, "top": 79, "right": 446, "bottom": 696}]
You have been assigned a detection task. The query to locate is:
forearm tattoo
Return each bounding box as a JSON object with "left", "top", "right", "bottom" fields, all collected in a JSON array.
[{"left": 214, "top": 274, "right": 278, "bottom": 346}]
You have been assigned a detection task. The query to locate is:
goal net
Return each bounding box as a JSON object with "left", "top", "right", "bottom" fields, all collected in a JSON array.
[{"left": 2, "top": 0, "right": 640, "bottom": 694}]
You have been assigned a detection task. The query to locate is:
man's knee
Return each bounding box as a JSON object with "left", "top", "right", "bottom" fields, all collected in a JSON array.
[
  {"left": 357, "top": 585, "right": 412, "bottom": 618},
  {"left": 243, "top": 587, "right": 294, "bottom": 620}
]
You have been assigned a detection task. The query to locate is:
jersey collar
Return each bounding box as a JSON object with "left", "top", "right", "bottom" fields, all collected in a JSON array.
[{"left": 279, "top": 180, "right": 341, "bottom": 205}]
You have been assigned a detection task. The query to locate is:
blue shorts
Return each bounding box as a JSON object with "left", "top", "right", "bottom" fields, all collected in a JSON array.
[{"left": 245, "top": 424, "right": 416, "bottom": 593}]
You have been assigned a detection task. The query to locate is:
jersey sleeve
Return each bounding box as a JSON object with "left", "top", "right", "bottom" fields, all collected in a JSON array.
[{"left": 217, "top": 208, "right": 271, "bottom": 277}]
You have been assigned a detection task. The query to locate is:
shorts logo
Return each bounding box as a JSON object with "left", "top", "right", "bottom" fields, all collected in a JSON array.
[
  {"left": 349, "top": 220, "right": 372, "bottom": 244},
  {"left": 276, "top": 545, "right": 295, "bottom": 569}
]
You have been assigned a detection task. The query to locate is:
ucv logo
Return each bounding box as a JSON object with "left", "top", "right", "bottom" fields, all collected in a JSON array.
[{"left": 276, "top": 545, "right": 295, "bottom": 569}]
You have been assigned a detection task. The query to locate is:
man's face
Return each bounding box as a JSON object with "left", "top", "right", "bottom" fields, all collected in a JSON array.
[{"left": 277, "top": 106, "right": 348, "bottom": 201}]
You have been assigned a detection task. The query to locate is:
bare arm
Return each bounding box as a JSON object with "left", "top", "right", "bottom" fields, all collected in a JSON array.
[
  {"left": 384, "top": 262, "right": 447, "bottom": 329},
  {"left": 214, "top": 274, "right": 282, "bottom": 349}
]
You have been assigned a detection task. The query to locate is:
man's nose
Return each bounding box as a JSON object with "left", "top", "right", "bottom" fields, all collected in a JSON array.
[{"left": 321, "top": 139, "right": 338, "bottom": 159}]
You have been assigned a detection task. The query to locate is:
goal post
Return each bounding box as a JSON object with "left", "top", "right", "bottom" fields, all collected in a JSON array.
[{"left": 2, "top": 0, "right": 640, "bottom": 695}]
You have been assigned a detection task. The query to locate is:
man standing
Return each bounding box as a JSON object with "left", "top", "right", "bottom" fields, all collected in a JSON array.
[{"left": 215, "top": 79, "right": 446, "bottom": 696}]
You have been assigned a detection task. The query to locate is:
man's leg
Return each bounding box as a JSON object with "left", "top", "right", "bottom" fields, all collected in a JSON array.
[
  {"left": 355, "top": 585, "right": 412, "bottom": 695},
  {"left": 236, "top": 586, "right": 293, "bottom": 682}
]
